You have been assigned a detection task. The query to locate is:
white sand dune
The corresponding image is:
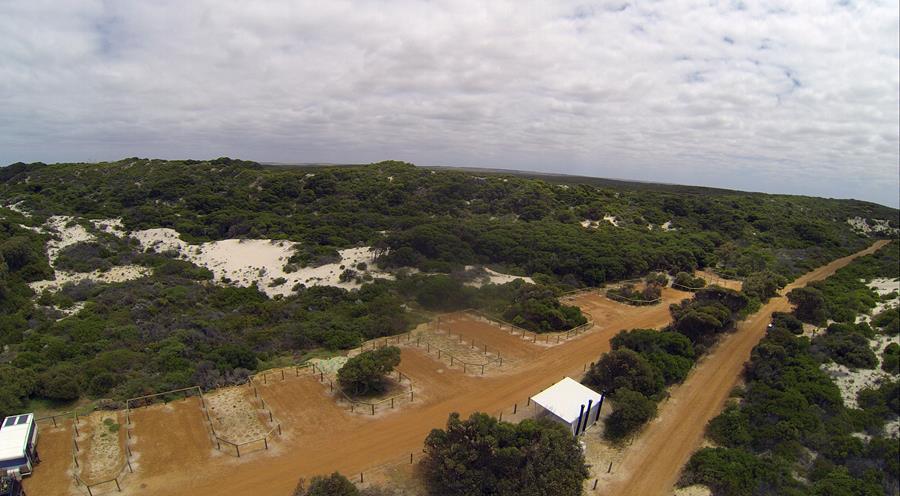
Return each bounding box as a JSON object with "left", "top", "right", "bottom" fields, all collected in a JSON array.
[
  {"left": 44, "top": 216, "right": 95, "bottom": 265},
  {"left": 30, "top": 265, "right": 151, "bottom": 294},
  {"left": 131, "top": 228, "right": 393, "bottom": 297}
]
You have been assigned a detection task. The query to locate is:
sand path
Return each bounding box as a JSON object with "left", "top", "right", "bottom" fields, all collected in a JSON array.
[{"left": 604, "top": 239, "right": 890, "bottom": 496}]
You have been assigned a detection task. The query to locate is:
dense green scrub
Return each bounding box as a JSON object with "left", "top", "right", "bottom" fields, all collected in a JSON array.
[
  {"left": 422, "top": 412, "right": 589, "bottom": 495},
  {"left": 583, "top": 286, "right": 750, "bottom": 440},
  {"left": 682, "top": 244, "right": 900, "bottom": 496},
  {"left": 3, "top": 158, "right": 894, "bottom": 283},
  {"left": 0, "top": 158, "right": 896, "bottom": 416}
]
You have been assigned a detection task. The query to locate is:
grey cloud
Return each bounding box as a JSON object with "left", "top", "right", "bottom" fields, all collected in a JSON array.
[{"left": 0, "top": 0, "right": 897, "bottom": 207}]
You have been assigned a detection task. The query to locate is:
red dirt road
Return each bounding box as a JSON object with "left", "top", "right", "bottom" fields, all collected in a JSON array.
[{"left": 605, "top": 240, "right": 890, "bottom": 496}]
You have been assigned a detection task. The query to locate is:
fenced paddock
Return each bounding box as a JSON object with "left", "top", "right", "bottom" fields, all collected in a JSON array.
[
  {"left": 463, "top": 310, "right": 595, "bottom": 346},
  {"left": 126, "top": 389, "right": 212, "bottom": 478},
  {"left": 204, "top": 382, "right": 282, "bottom": 457},
  {"left": 70, "top": 409, "right": 133, "bottom": 496}
]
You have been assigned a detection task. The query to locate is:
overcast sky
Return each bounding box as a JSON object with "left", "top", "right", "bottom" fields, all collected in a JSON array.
[{"left": 1, "top": 1, "right": 898, "bottom": 207}]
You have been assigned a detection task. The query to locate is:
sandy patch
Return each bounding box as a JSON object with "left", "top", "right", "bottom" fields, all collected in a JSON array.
[
  {"left": 131, "top": 228, "right": 393, "bottom": 297},
  {"left": 480, "top": 268, "right": 533, "bottom": 286},
  {"left": 30, "top": 265, "right": 150, "bottom": 293},
  {"left": 206, "top": 386, "right": 269, "bottom": 445},
  {"left": 847, "top": 217, "right": 899, "bottom": 236},
  {"left": 821, "top": 333, "right": 897, "bottom": 409},
  {"left": 44, "top": 216, "right": 95, "bottom": 265},
  {"left": 90, "top": 218, "right": 127, "bottom": 237},
  {"left": 4, "top": 201, "right": 32, "bottom": 218},
  {"left": 580, "top": 215, "right": 620, "bottom": 229},
  {"left": 78, "top": 411, "right": 125, "bottom": 483},
  {"left": 672, "top": 485, "right": 712, "bottom": 496}
]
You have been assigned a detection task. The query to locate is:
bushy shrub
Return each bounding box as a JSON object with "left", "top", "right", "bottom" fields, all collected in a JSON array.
[
  {"left": 583, "top": 349, "right": 664, "bottom": 398},
  {"left": 812, "top": 324, "right": 877, "bottom": 369},
  {"left": 338, "top": 346, "right": 401, "bottom": 397},
  {"left": 673, "top": 272, "right": 706, "bottom": 290},
  {"left": 604, "top": 388, "right": 657, "bottom": 441},
  {"left": 422, "top": 412, "right": 588, "bottom": 495}
]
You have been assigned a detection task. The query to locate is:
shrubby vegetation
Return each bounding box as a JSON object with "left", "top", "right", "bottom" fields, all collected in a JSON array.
[
  {"left": 0, "top": 159, "right": 895, "bottom": 415},
  {"left": 337, "top": 346, "right": 401, "bottom": 397},
  {"left": 672, "top": 272, "right": 706, "bottom": 290},
  {"left": 422, "top": 412, "right": 589, "bottom": 495},
  {"left": 4, "top": 158, "right": 893, "bottom": 286},
  {"left": 794, "top": 243, "right": 900, "bottom": 325},
  {"left": 682, "top": 244, "right": 900, "bottom": 496},
  {"left": 584, "top": 286, "right": 748, "bottom": 440},
  {"left": 811, "top": 322, "right": 877, "bottom": 369}
]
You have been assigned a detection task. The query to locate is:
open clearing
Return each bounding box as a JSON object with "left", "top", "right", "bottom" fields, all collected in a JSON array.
[{"left": 24, "top": 243, "right": 884, "bottom": 496}]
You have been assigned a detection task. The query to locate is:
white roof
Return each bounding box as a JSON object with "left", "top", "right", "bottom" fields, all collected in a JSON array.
[
  {"left": 530, "top": 378, "right": 603, "bottom": 424},
  {"left": 0, "top": 414, "right": 33, "bottom": 461}
]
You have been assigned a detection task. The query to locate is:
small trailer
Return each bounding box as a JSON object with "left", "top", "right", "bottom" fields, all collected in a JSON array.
[{"left": 0, "top": 414, "right": 38, "bottom": 478}]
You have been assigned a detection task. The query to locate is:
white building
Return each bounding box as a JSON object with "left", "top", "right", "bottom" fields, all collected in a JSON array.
[
  {"left": 0, "top": 414, "right": 38, "bottom": 476},
  {"left": 530, "top": 377, "right": 604, "bottom": 436}
]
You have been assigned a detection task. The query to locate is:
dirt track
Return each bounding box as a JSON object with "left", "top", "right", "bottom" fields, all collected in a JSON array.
[{"left": 604, "top": 240, "right": 890, "bottom": 496}]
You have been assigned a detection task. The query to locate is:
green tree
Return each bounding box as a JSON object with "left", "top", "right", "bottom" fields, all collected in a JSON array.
[
  {"left": 788, "top": 287, "right": 827, "bottom": 325},
  {"left": 422, "top": 412, "right": 589, "bottom": 496},
  {"left": 583, "top": 349, "right": 664, "bottom": 397},
  {"left": 338, "top": 346, "right": 401, "bottom": 396},
  {"left": 603, "top": 388, "right": 657, "bottom": 440}
]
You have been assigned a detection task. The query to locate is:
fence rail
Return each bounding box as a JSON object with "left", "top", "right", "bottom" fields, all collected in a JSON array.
[
  {"left": 463, "top": 309, "right": 595, "bottom": 344},
  {"left": 199, "top": 379, "right": 283, "bottom": 457},
  {"left": 604, "top": 291, "right": 662, "bottom": 306},
  {"left": 310, "top": 363, "right": 416, "bottom": 415},
  {"left": 71, "top": 409, "right": 133, "bottom": 495}
]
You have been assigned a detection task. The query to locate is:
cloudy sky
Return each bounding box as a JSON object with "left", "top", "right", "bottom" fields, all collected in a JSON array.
[{"left": 1, "top": 1, "right": 898, "bottom": 207}]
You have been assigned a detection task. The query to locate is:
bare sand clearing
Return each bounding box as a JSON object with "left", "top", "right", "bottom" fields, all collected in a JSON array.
[
  {"left": 603, "top": 240, "right": 889, "bottom": 496},
  {"left": 131, "top": 228, "right": 393, "bottom": 296}
]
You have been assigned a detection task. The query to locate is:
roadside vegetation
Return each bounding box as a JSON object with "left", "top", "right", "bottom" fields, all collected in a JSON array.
[
  {"left": 422, "top": 412, "right": 589, "bottom": 495},
  {"left": 681, "top": 242, "right": 899, "bottom": 496},
  {"left": 584, "top": 285, "right": 751, "bottom": 440}
]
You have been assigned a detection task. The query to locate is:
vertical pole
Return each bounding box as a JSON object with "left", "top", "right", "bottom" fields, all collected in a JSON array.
[
  {"left": 607, "top": 462, "right": 613, "bottom": 473},
  {"left": 115, "top": 478, "right": 121, "bottom": 491},
  {"left": 593, "top": 479, "right": 599, "bottom": 490},
  {"left": 574, "top": 404, "right": 585, "bottom": 435},
  {"left": 410, "top": 452, "right": 413, "bottom": 464},
  {"left": 264, "top": 438, "right": 268, "bottom": 450},
  {"left": 282, "top": 369, "right": 285, "bottom": 380},
  {"left": 513, "top": 403, "right": 517, "bottom": 414},
  {"left": 582, "top": 399, "right": 594, "bottom": 433}
]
